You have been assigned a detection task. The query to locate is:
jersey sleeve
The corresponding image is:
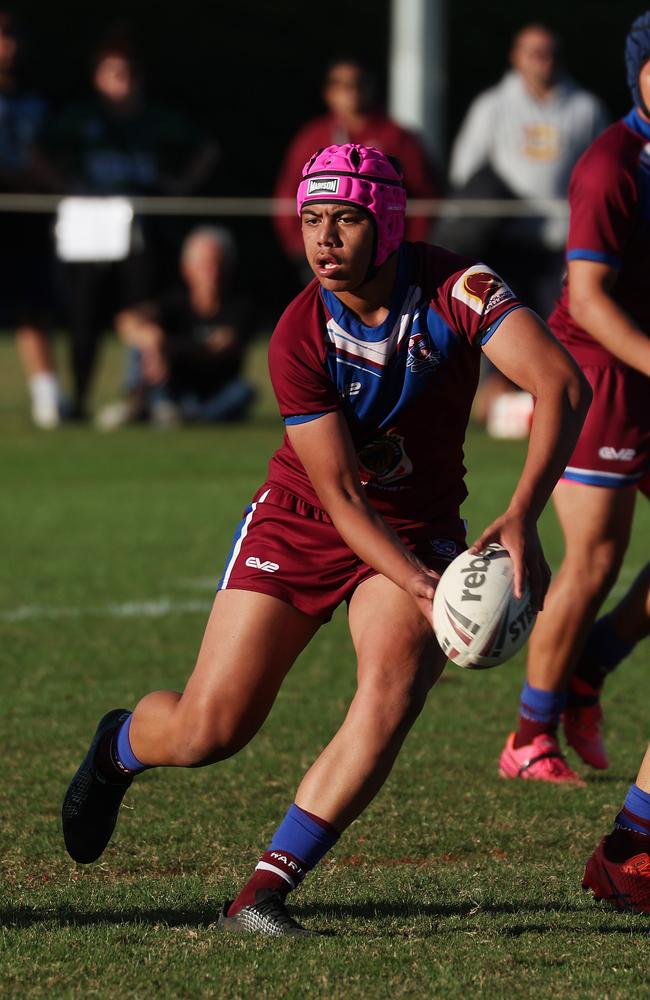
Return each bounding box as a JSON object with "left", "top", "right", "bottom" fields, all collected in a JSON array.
[
  {"left": 565, "top": 143, "right": 635, "bottom": 268},
  {"left": 268, "top": 294, "right": 340, "bottom": 425},
  {"left": 436, "top": 260, "right": 524, "bottom": 347}
]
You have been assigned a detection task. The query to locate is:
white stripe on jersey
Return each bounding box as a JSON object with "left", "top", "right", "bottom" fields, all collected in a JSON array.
[
  {"left": 326, "top": 284, "right": 422, "bottom": 368},
  {"left": 221, "top": 488, "right": 270, "bottom": 589}
]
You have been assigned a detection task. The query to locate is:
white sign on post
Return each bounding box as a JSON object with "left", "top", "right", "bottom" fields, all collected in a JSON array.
[{"left": 55, "top": 196, "right": 135, "bottom": 262}]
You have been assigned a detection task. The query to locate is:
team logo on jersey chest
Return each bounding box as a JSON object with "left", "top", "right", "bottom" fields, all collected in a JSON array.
[
  {"left": 357, "top": 433, "right": 413, "bottom": 486},
  {"left": 407, "top": 332, "right": 440, "bottom": 374}
]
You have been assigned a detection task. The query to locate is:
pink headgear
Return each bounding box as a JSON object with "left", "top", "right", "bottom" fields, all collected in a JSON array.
[{"left": 297, "top": 143, "right": 407, "bottom": 266}]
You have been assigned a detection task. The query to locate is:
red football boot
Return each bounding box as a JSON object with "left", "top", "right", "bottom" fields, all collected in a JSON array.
[
  {"left": 583, "top": 835, "right": 650, "bottom": 913},
  {"left": 563, "top": 702, "right": 609, "bottom": 770}
]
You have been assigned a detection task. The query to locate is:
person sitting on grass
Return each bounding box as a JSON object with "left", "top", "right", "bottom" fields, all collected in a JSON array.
[
  {"left": 97, "top": 226, "right": 255, "bottom": 428},
  {"left": 62, "top": 143, "right": 589, "bottom": 937}
]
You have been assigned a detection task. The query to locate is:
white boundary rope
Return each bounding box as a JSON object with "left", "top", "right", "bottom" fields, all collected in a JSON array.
[{"left": 0, "top": 193, "right": 569, "bottom": 219}]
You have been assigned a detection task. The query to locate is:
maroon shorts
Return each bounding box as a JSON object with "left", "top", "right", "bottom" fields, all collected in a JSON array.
[
  {"left": 218, "top": 485, "right": 467, "bottom": 621},
  {"left": 562, "top": 365, "right": 649, "bottom": 490}
]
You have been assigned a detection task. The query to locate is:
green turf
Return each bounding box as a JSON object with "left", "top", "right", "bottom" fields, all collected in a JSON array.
[{"left": 1, "top": 336, "right": 649, "bottom": 999}]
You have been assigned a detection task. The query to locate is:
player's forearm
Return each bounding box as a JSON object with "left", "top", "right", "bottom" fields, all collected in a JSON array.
[
  {"left": 324, "top": 490, "right": 425, "bottom": 591},
  {"left": 507, "top": 373, "right": 591, "bottom": 522},
  {"left": 570, "top": 291, "right": 650, "bottom": 375}
]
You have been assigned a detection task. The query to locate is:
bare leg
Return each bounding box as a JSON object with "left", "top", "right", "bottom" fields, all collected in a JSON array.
[
  {"left": 526, "top": 480, "right": 636, "bottom": 692},
  {"left": 636, "top": 745, "right": 650, "bottom": 794},
  {"left": 295, "top": 572, "right": 445, "bottom": 831},
  {"left": 15, "top": 324, "right": 55, "bottom": 375},
  {"left": 15, "top": 325, "right": 60, "bottom": 429},
  {"left": 128, "top": 589, "right": 321, "bottom": 767}
]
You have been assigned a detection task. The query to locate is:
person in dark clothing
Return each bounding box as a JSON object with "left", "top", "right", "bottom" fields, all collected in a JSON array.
[
  {"left": 33, "top": 35, "right": 219, "bottom": 419},
  {"left": 0, "top": 12, "right": 59, "bottom": 427},
  {"left": 98, "top": 226, "right": 254, "bottom": 428}
]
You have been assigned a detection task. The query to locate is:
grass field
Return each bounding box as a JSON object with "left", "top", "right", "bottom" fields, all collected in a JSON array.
[{"left": 1, "top": 335, "right": 649, "bottom": 999}]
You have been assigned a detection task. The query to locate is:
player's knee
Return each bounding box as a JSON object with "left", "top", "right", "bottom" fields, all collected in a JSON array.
[
  {"left": 579, "top": 543, "right": 626, "bottom": 598},
  {"left": 358, "top": 662, "right": 434, "bottom": 733}
]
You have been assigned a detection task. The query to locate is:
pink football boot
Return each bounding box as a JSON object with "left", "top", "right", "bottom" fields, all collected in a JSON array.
[{"left": 499, "top": 732, "right": 586, "bottom": 785}]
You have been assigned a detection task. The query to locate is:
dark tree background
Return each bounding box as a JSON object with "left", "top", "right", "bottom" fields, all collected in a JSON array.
[{"left": 5, "top": 0, "right": 647, "bottom": 311}]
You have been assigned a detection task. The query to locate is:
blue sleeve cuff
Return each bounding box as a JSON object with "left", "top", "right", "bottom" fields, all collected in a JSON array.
[
  {"left": 566, "top": 248, "right": 622, "bottom": 267},
  {"left": 284, "top": 411, "right": 329, "bottom": 425},
  {"left": 480, "top": 304, "right": 525, "bottom": 345}
]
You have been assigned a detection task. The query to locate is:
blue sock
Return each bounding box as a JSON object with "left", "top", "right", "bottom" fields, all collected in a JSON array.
[
  {"left": 519, "top": 681, "right": 566, "bottom": 723},
  {"left": 616, "top": 784, "right": 650, "bottom": 836},
  {"left": 516, "top": 681, "right": 566, "bottom": 747},
  {"left": 269, "top": 803, "right": 339, "bottom": 868},
  {"left": 229, "top": 803, "right": 341, "bottom": 913},
  {"left": 576, "top": 615, "right": 636, "bottom": 687},
  {"left": 114, "top": 714, "right": 149, "bottom": 774}
]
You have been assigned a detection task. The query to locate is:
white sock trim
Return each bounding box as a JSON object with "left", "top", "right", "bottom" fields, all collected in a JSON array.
[{"left": 254, "top": 861, "right": 295, "bottom": 886}]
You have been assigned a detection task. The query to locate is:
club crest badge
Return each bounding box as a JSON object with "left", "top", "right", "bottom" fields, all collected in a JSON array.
[{"left": 407, "top": 333, "right": 440, "bottom": 374}]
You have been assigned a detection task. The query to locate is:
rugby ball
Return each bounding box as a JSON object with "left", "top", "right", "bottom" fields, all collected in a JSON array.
[{"left": 432, "top": 543, "right": 536, "bottom": 669}]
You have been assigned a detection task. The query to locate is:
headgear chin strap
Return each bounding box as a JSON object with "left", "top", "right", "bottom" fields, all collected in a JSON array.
[
  {"left": 625, "top": 11, "right": 650, "bottom": 116},
  {"left": 297, "top": 143, "right": 407, "bottom": 268}
]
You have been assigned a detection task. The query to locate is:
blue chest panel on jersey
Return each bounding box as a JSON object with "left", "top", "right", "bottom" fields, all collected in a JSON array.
[{"left": 320, "top": 246, "right": 460, "bottom": 437}]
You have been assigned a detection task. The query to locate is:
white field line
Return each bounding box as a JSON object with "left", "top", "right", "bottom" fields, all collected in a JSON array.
[
  {"left": 0, "top": 568, "right": 641, "bottom": 624},
  {"left": 1, "top": 597, "right": 213, "bottom": 623}
]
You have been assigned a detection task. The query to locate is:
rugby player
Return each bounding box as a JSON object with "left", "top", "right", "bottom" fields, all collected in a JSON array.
[
  {"left": 499, "top": 13, "right": 650, "bottom": 784},
  {"left": 62, "top": 143, "right": 589, "bottom": 936}
]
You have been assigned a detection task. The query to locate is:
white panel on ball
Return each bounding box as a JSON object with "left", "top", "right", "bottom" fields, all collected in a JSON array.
[{"left": 432, "top": 543, "right": 536, "bottom": 669}]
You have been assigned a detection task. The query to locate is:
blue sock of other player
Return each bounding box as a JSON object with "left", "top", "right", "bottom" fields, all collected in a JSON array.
[
  {"left": 605, "top": 785, "right": 650, "bottom": 861},
  {"left": 228, "top": 803, "right": 339, "bottom": 916},
  {"left": 569, "top": 614, "right": 635, "bottom": 701},
  {"left": 95, "top": 714, "right": 150, "bottom": 781},
  {"left": 514, "top": 681, "right": 566, "bottom": 748}
]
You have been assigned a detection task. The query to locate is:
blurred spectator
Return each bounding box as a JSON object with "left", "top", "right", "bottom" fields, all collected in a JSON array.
[
  {"left": 442, "top": 23, "right": 608, "bottom": 432},
  {"left": 274, "top": 58, "right": 441, "bottom": 280},
  {"left": 444, "top": 23, "right": 608, "bottom": 317},
  {"left": 97, "top": 226, "right": 255, "bottom": 429},
  {"left": 0, "top": 12, "right": 59, "bottom": 428},
  {"left": 33, "top": 32, "right": 219, "bottom": 420}
]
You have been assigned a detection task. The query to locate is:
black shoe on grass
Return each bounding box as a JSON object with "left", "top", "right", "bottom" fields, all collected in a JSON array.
[
  {"left": 217, "top": 890, "right": 319, "bottom": 937},
  {"left": 62, "top": 708, "right": 133, "bottom": 863}
]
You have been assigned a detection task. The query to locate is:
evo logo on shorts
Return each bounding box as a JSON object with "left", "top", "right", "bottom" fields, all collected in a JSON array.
[
  {"left": 245, "top": 556, "right": 280, "bottom": 573},
  {"left": 307, "top": 177, "right": 339, "bottom": 195},
  {"left": 598, "top": 446, "right": 636, "bottom": 461}
]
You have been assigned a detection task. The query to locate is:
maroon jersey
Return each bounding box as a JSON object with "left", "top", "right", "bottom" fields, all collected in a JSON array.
[
  {"left": 273, "top": 114, "right": 440, "bottom": 257},
  {"left": 263, "top": 242, "right": 522, "bottom": 530},
  {"left": 549, "top": 110, "right": 650, "bottom": 365}
]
